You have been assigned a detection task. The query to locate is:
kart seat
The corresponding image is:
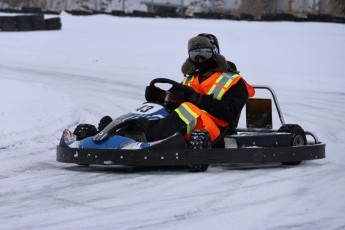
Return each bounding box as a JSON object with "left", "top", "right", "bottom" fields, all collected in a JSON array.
[{"left": 212, "top": 98, "right": 273, "bottom": 148}]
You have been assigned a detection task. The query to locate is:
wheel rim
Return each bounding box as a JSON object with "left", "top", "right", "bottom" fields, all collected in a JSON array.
[{"left": 293, "top": 135, "right": 305, "bottom": 146}]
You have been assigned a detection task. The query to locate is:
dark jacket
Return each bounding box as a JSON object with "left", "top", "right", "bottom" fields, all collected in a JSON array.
[
  {"left": 186, "top": 76, "right": 248, "bottom": 129},
  {"left": 195, "top": 77, "right": 248, "bottom": 123}
]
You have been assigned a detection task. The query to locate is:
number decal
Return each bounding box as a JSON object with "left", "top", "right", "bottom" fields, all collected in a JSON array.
[
  {"left": 130, "top": 103, "right": 163, "bottom": 115},
  {"left": 136, "top": 105, "right": 154, "bottom": 113}
]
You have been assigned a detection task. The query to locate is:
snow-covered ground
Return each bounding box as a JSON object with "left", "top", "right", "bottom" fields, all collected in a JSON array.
[{"left": 0, "top": 13, "right": 345, "bottom": 230}]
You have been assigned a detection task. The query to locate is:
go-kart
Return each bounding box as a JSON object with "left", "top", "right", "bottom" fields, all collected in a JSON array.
[{"left": 56, "top": 78, "right": 325, "bottom": 172}]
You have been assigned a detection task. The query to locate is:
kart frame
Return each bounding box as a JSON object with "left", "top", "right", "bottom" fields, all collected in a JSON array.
[{"left": 56, "top": 85, "right": 326, "bottom": 167}]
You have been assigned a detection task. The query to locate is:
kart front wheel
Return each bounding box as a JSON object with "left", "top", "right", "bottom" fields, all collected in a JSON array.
[
  {"left": 73, "top": 124, "right": 98, "bottom": 140},
  {"left": 187, "top": 130, "right": 211, "bottom": 172}
]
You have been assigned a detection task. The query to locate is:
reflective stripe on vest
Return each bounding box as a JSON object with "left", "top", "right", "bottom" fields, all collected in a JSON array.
[
  {"left": 182, "top": 76, "right": 194, "bottom": 86},
  {"left": 175, "top": 103, "right": 198, "bottom": 134},
  {"left": 208, "top": 73, "right": 240, "bottom": 100}
]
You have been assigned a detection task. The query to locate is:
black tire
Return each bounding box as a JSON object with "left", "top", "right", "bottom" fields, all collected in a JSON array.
[
  {"left": 31, "top": 15, "right": 45, "bottom": 30},
  {"left": 16, "top": 15, "right": 33, "bottom": 31},
  {"left": 45, "top": 17, "right": 62, "bottom": 30},
  {"left": 0, "top": 16, "right": 17, "bottom": 31},
  {"left": 73, "top": 124, "right": 98, "bottom": 141},
  {"left": 1, "top": 15, "right": 45, "bottom": 32},
  {"left": 187, "top": 130, "right": 211, "bottom": 172},
  {"left": 278, "top": 124, "right": 307, "bottom": 165}
]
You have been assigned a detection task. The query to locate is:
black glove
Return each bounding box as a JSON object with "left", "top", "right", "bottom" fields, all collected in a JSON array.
[
  {"left": 145, "top": 85, "right": 166, "bottom": 104},
  {"left": 181, "top": 85, "right": 196, "bottom": 101},
  {"left": 187, "top": 91, "right": 213, "bottom": 109},
  {"left": 170, "top": 84, "right": 211, "bottom": 108},
  {"left": 169, "top": 85, "right": 196, "bottom": 101}
]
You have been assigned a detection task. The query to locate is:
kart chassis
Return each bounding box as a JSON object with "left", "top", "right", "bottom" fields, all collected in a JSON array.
[{"left": 56, "top": 84, "right": 325, "bottom": 168}]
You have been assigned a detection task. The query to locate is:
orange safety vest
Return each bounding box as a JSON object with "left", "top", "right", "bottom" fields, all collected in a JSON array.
[{"left": 175, "top": 71, "right": 255, "bottom": 141}]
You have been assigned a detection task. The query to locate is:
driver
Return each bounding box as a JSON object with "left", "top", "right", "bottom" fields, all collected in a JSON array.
[{"left": 146, "top": 34, "right": 255, "bottom": 144}]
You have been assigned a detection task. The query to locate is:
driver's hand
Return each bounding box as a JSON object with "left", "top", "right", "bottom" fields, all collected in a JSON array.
[
  {"left": 178, "top": 85, "right": 213, "bottom": 110},
  {"left": 169, "top": 84, "right": 196, "bottom": 102},
  {"left": 145, "top": 85, "right": 165, "bottom": 103},
  {"left": 181, "top": 85, "right": 196, "bottom": 101}
]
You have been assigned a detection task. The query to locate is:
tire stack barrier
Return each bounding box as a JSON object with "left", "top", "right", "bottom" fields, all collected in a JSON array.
[
  {"left": 0, "top": 7, "right": 344, "bottom": 24},
  {"left": 0, "top": 16, "right": 17, "bottom": 31},
  {"left": 65, "top": 10, "right": 94, "bottom": 16},
  {"left": 0, "top": 14, "right": 61, "bottom": 32},
  {"left": 16, "top": 15, "right": 33, "bottom": 31},
  {"left": 32, "top": 15, "right": 46, "bottom": 30},
  {"left": 194, "top": 12, "right": 239, "bottom": 20},
  {"left": 1, "top": 7, "right": 61, "bottom": 15},
  {"left": 111, "top": 10, "right": 126, "bottom": 16},
  {"left": 45, "top": 17, "right": 62, "bottom": 30},
  {"left": 130, "top": 10, "right": 155, "bottom": 18}
]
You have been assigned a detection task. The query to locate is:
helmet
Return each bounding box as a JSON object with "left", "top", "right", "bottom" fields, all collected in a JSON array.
[{"left": 198, "top": 33, "right": 220, "bottom": 54}]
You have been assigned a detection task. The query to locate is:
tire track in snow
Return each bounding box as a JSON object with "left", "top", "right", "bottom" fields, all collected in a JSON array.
[{"left": 0, "top": 63, "right": 146, "bottom": 123}]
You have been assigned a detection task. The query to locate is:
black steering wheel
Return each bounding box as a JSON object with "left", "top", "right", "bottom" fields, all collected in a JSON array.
[
  {"left": 150, "top": 78, "right": 184, "bottom": 88},
  {"left": 147, "top": 78, "right": 186, "bottom": 111}
]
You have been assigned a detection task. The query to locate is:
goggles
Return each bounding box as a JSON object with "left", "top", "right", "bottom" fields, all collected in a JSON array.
[{"left": 189, "top": 48, "right": 213, "bottom": 62}]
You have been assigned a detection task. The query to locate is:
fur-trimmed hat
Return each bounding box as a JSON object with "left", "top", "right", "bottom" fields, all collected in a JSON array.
[
  {"left": 181, "top": 35, "right": 228, "bottom": 76},
  {"left": 188, "top": 36, "right": 214, "bottom": 53}
]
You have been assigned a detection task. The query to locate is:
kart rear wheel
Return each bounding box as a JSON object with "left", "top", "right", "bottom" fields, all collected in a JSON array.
[
  {"left": 278, "top": 124, "right": 307, "bottom": 165},
  {"left": 187, "top": 130, "right": 211, "bottom": 172}
]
